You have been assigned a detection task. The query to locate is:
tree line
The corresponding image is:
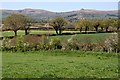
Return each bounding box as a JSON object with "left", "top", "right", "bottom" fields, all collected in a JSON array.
[
  {"left": 76, "top": 19, "right": 119, "bottom": 33},
  {"left": 2, "top": 13, "right": 119, "bottom": 36}
]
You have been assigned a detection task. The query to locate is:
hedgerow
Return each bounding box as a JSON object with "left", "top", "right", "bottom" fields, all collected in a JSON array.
[{"left": 1, "top": 33, "right": 119, "bottom": 53}]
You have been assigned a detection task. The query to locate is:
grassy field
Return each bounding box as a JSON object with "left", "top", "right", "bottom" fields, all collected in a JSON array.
[
  {"left": 2, "top": 50, "right": 118, "bottom": 78},
  {"left": 50, "top": 33, "right": 111, "bottom": 43},
  {"left": 1, "top": 30, "right": 111, "bottom": 43},
  {"left": 1, "top": 30, "right": 80, "bottom": 37},
  {"left": 2, "top": 30, "right": 117, "bottom": 78}
]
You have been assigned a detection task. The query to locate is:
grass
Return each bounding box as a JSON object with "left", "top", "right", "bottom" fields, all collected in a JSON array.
[
  {"left": 50, "top": 33, "right": 111, "bottom": 43},
  {"left": 1, "top": 30, "right": 112, "bottom": 44},
  {"left": 1, "top": 30, "right": 80, "bottom": 37},
  {"left": 1, "top": 30, "right": 55, "bottom": 37},
  {"left": 1, "top": 30, "right": 25, "bottom": 37},
  {"left": 1, "top": 30, "right": 117, "bottom": 78},
  {"left": 2, "top": 50, "right": 118, "bottom": 78}
]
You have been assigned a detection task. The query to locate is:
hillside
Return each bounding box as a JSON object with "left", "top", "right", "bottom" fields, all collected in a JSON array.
[{"left": 1, "top": 8, "right": 118, "bottom": 21}]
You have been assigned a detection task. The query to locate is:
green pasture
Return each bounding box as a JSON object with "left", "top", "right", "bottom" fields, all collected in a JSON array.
[
  {"left": 2, "top": 50, "right": 118, "bottom": 78},
  {"left": 1, "top": 30, "right": 55, "bottom": 37},
  {"left": 1, "top": 30, "right": 80, "bottom": 37},
  {"left": 1, "top": 30, "right": 111, "bottom": 43},
  {"left": 50, "top": 33, "right": 111, "bottom": 43}
]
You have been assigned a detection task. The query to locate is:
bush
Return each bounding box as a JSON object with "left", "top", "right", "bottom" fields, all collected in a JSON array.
[
  {"left": 1, "top": 38, "right": 10, "bottom": 51},
  {"left": 118, "top": 32, "right": 120, "bottom": 52},
  {"left": 61, "top": 34, "right": 79, "bottom": 50},
  {"left": 104, "top": 33, "right": 118, "bottom": 53},
  {"left": 79, "top": 43, "right": 95, "bottom": 51},
  {"left": 49, "top": 38, "right": 62, "bottom": 50},
  {"left": 67, "top": 39, "right": 79, "bottom": 50},
  {"left": 15, "top": 36, "right": 24, "bottom": 51},
  {"left": 1, "top": 33, "right": 119, "bottom": 53}
]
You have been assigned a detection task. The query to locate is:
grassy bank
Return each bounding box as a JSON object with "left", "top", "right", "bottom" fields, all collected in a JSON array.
[{"left": 2, "top": 50, "right": 118, "bottom": 78}]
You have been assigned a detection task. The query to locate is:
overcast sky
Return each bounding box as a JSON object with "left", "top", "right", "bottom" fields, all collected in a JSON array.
[{"left": 1, "top": 2, "right": 118, "bottom": 12}]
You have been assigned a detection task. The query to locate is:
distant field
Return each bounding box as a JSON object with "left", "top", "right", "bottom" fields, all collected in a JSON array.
[
  {"left": 2, "top": 50, "right": 118, "bottom": 78},
  {"left": 50, "top": 33, "right": 111, "bottom": 43},
  {"left": 1, "top": 30, "right": 54, "bottom": 37},
  {"left": 1, "top": 30, "right": 111, "bottom": 43},
  {"left": 1, "top": 30, "right": 80, "bottom": 37}
]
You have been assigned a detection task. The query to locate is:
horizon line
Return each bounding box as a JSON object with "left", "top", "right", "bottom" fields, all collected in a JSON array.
[{"left": 1, "top": 8, "right": 118, "bottom": 12}]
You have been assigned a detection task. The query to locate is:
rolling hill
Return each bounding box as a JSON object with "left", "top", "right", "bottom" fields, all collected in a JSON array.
[{"left": 1, "top": 8, "right": 118, "bottom": 21}]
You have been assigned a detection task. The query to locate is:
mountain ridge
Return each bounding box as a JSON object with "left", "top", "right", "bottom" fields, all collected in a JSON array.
[{"left": 1, "top": 8, "right": 118, "bottom": 21}]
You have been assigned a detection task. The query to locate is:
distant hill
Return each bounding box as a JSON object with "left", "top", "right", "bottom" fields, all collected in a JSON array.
[{"left": 1, "top": 8, "right": 118, "bottom": 21}]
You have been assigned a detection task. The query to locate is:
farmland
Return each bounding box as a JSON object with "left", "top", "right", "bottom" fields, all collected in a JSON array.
[
  {"left": 1, "top": 30, "right": 56, "bottom": 37},
  {"left": 1, "top": 7, "right": 120, "bottom": 79},
  {"left": 1, "top": 30, "right": 111, "bottom": 43},
  {"left": 2, "top": 50, "right": 118, "bottom": 78},
  {"left": 1, "top": 30, "right": 82, "bottom": 37},
  {"left": 1, "top": 29, "right": 119, "bottom": 78}
]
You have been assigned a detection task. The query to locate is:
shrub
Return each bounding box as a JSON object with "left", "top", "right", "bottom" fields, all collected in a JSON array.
[
  {"left": 1, "top": 33, "right": 119, "bottom": 53},
  {"left": 80, "top": 43, "right": 95, "bottom": 51},
  {"left": 78, "top": 36, "right": 94, "bottom": 51},
  {"left": 118, "top": 32, "right": 120, "bottom": 52},
  {"left": 49, "top": 38, "right": 62, "bottom": 50},
  {"left": 1, "top": 38, "right": 9, "bottom": 51},
  {"left": 104, "top": 33, "right": 118, "bottom": 53},
  {"left": 15, "top": 36, "right": 24, "bottom": 51},
  {"left": 67, "top": 39, "right": 79, "bottom": 50},
  {"left": 62, "top": 34, "right": 79, "bottom": 50}
]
